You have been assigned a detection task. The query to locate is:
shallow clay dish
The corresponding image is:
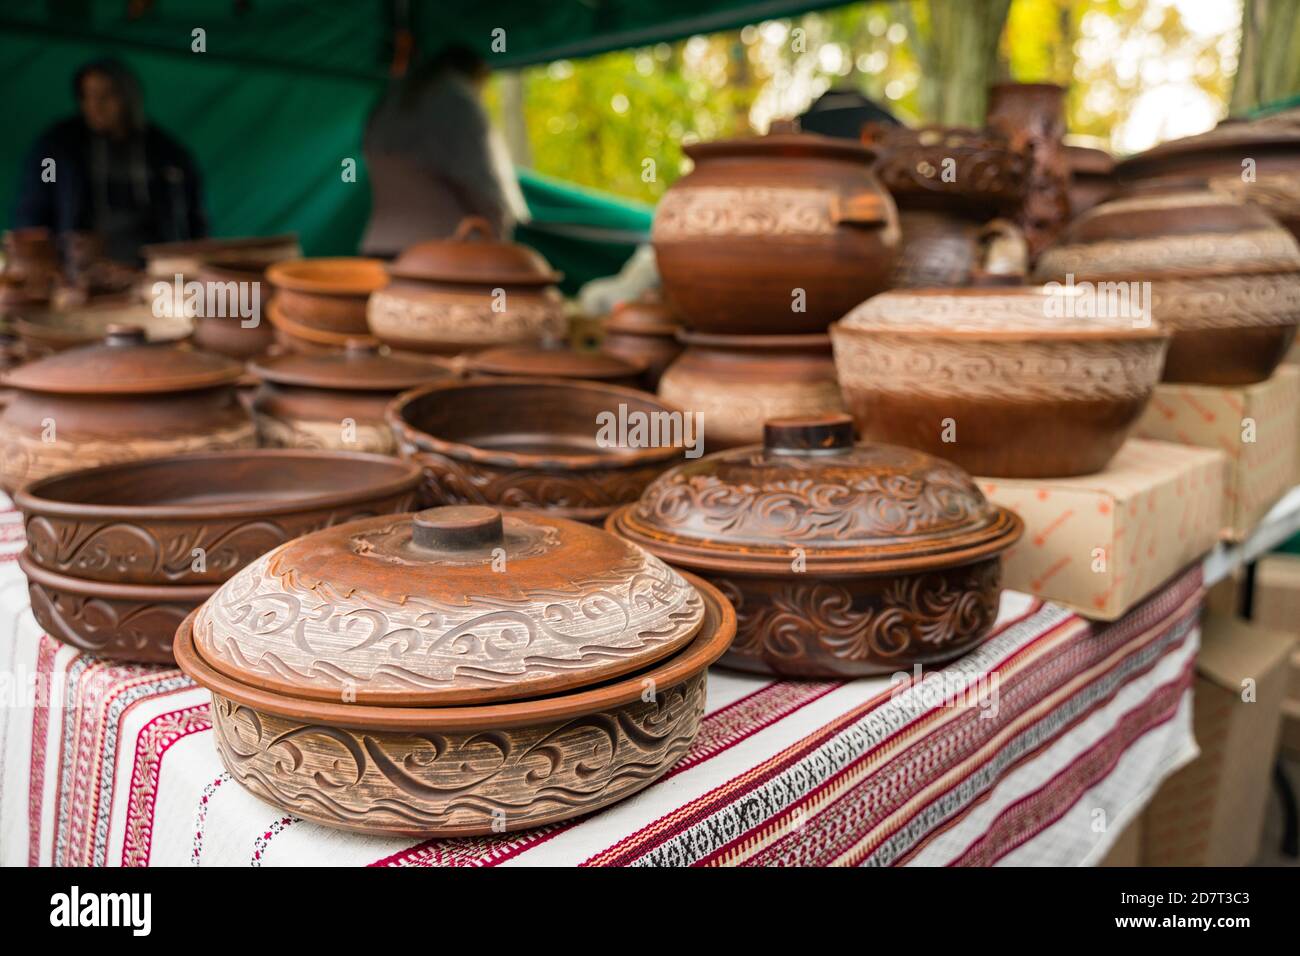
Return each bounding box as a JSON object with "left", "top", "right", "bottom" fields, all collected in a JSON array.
[
  {"left": 249, "top": 340, "right": 451, "bottom": 453},
  {"left": 389, "top": 378, "right": 687, "bottom": 523},
  {"left": 1034, "top": 188, "right": 1300, "bottom": 384},
  {"left": 608, "top": 415, "right": 1021, "bottom": 678},
  {"left": 15, "top": 450, "right": 421, "bottom": 663},
  {"left": 652, "top": 131, "right": 899, "bottom": 334},
  {"left": 369, "top": 217, "right": 566, "bottom": 354},
  {"left": 142, "top": 234, "right": 300, "bottom": 279},
  {"left": 0, "top": 326, "right": 254, "bottom": 493},
  {"left": 174, "top": 505, "right": 736, "bottom": 836},
  {"left": 12, "top": 303, "right": 191, "bottom": 353},
  {"left": 465, "top": 345, "right": 644, "bottom": 387},
  {"left": 830, "top": 286, "right": 1169, "bottom": 478},
  {"left": 658, "top": 331, "right": 843, "bottom": 451}
]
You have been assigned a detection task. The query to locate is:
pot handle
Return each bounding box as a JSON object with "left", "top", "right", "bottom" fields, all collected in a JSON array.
[
  {"left": 452, "top": 216, "right": 497, "bottom": 243},
  {"left": 830, "top": 193, "right": 891, "bottom": 228},
  {"left": 973, "top": 218, "right": 1029, "bottom": 283}
]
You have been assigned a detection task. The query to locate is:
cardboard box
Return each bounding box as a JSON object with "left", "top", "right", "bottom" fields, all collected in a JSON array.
[
  {"left": 1133, "top": 365, "right": 1300, "bottom": 540},
  {"left": 1141, "top": 614, "right": 1295, "bottom": 866},
  {"left": 979, "top": 439, "right": 1226, "bottom": 620},
  {"left": 1099, "top": 816, "right": 1143, "bottom": 867}
]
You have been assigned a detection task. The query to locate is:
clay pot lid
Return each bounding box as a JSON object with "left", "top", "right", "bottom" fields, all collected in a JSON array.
[
  {"left": 1117, "top": 120, "right": 1300, "bottom": 173},
  {"left": 266, "top": 257, "right": 388, "bottom": 296},
  {"left": 191, "top": 505, "right": 707, "bottom": 707},
  {"left": 249, "top": 339, "right": 452, "bottom": 391},
  {"left": 864, "top": 124, "right": 1029, "bottom": 209},
  {"left": 2, "top": 325, "right": 242, "bottom": 395},
  {"left": 1066, "top": 143, "right": 1115, "bottom": 174},
  {"left": 466, "top": 345, "right": 644, "bottom": 381},
  {"left": 609, "top": 414, "right": 1023, "bottom": 576},
  {"left": 1035, "top": 189, "right": 1300, "bottom": 279},
  {"left": 685, "top": 128, "right": 876, "bottom": 165},
  {"left": 387, "top": 216, "right": 561, "bottom": 286},
  {"left": 605, "top": 295, "right": 680, "bottom": 336}
]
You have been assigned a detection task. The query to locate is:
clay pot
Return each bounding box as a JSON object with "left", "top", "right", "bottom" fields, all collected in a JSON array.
[
  {"left": 830, "top": 286, "right": 1170, "bottom": 478},
  {"left": 388, "top": 378, "right": 688, "bottom": 523},
  {"left": 173, "top": 504, "right": 735, "bottom": 835},
  {"left": 265, "top": 257, "right": 387, "bottom": 349},
  {"left": 464, "top": 344, "right": 645, "bottom": 387},
  {"left": 249, "top": 340, "right": 451, "bottom": 454},
  {"left": 608, "top": 415, "right": 1021, "bottom": 678},
  {"left": 599, "top": 293, "right": 683, "bottom": 390},
  {"left": 16, "top": 450, "right": 421, "bottom": 663},
  {"left": 190, "top": 258, "right": 278, "bottom": 359},
  {"left": 658, "top": 331, "right": 843, "bottom": 451},
  {"left": 0, "top": 326, "right": 254, "bottom": 493},
  {"left": 3, "top": 227, "right": 59, "bottom": 300},
  {"left": 1116, "top": 116, "right": 1300, "bottom": 239},
  {"left": 651, "top": 131, "right": 899, "bottom": 334},
  {"left": 10, "top": 302, "right": 191, "bottom": 355},
  {"left": 1065, "top": 144, "right": 1118, "bottom": 217},
  {"left": 985, "top": 83, "right": 1070, "bottom": 258},
  {"left": 864, "top": 124, "right": 1030, "bottom": 287},
  {"left": 1034, "top": 188, "right": 1300, "bottom": 385},
  {"left": 369, "top": 217, "right": 566, "bottom": 355},
  {"left": 141, "top": 234, "right": 300, "bottom": 279}
]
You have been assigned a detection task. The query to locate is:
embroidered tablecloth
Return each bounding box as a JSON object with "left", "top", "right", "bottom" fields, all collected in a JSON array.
[{"left": 0, "top": 502, "right": 1200, "bottom": 866}]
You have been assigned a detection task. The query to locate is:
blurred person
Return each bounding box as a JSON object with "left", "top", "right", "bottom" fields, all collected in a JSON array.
[
  {"left": 362, "top": 44, "right": 528, "bottom": 255},
  {"left": 12, "top": 58, "right": 207, "bottom": 264}
]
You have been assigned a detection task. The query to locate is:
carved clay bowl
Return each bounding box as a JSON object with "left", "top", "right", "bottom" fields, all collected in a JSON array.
[
  {"left": 830, "top": 286, "right": 1170, "bottom": 478},
  {"left": 388, "top": 377, "right": 688, "bottom": 523},
  {"left": 172, "top": 506, "right": 736, "bottom": 837},
  {"left": 608, "top": 416, "right": 1022, "bottom": 679}
]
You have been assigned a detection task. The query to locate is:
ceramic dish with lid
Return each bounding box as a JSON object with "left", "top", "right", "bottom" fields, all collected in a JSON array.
[
  {"left": 0, "top": 326, "right": 254, "bottom": 492},
  {"left": 1034, "top": 188, "right": 1300, "bottom": 384},
  {"left": 249, "top": 340, "right": 451, "bottom": 453},
  {"left": 830, "top": 286, "right": 1169, "bottom": 478},
  {"left": 388, "top": 377, "right": 687, "bottom": 523},
  {"left": 599, "top": 293, "right": 683, "bottom": 389},
  {"left": 16, "top": 450, "right": 421, "bottom": 663},
  {"left": 368, "top": 217, "right": 566, "bottom": 354},
  {"left": 608, "top": 415, "right": 1021, "bottom": 678},
  {"left": 174, "top": 504, "right": 736, "bottom": 835}
]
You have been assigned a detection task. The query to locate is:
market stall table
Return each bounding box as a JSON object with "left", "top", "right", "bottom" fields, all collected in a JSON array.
[{"left": 0, "top": 500, "right": 1200, "bottom": 866}]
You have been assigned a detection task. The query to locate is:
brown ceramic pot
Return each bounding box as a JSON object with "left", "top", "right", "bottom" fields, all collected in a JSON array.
[
  {"left": 368, "top": 217, "right": 566, "bottom": 354},
  {"left": 599, "top": 293, "right": 683, "bottom": 390},
  {"left": 864, "top": 124, "right": 1029, "bottom": 287},
  {"left": 1034, "top": 188, "right": 1300, "bottom": 385},
  {"left": 1065, "top": 144, "right": 1118, "bottom": 217},
  {"left": 608, "top": 415, "right": 1021, "bottom": 678},
  {"left": 190, "top": 258, "right": 278, "bottom": 359},
  {"left": 464, "top": 344, "right": 644, "bottom": 387},
  {"left": 658, "top": 331, "right": 843, "bottom": 452},
  {"left": 830, "top": 286, "right": 1170, "bottom": 478},
  {"left": 0, "top": 327, "right": 255, "bottom": 493},
  {"left": 249, "top": 341, "right": 451, "bottom": 453},
  {"left": 986, "top": 83, "right": 1070, "bottom": 258},
  {"left": 3, "top": 227, "right": 60, "bottom": 301},
  {"left": 265, "top": 257, "right": 387, "bottom": 346},
  {"left": 1116, "top": 116, "right": 1300, "bottom": 239},
  {"left": 173, "top": 505, "right": 736, "bottom": 835},
  {"left": 652, "top": 131, "right": 899, "bottom": 334},
  {"left": 15, "top": 450, "right": 421, "bottom": 663},
  {"left": 388, "top": 378, "right": 688, "bottom": 523}
]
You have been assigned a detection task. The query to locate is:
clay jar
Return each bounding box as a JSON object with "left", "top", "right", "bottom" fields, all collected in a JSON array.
[
  {"left": 658, "top": 331, "right": 843, "bottom": 451},
  {"left": 174, "top": 504, "right": 736, "bottom": 835},
  {"left": 864, "top": 124, "right": 1029, "bottom": 287},
  {"left": 652, "top": 131, "right": 899, "bottom": 334},
  {"left": 368, "top": 217, "right": 566, "bottom": 355},
  {"left": 249, "top": 340, "right": 452, "bottom": 454},
  {"left": 599, "top": 292, "right": 683, "bottom": 390},
  {"left": 1034, "top": 187, "right": 1300, "bottom": 385},
  {"left": 0, "top": 326, "right": 254, "bottom": 493},
  {"left": 608, "top": 415, "right": 1021, "bottom": 678},
  {"left": 830, "top": 286, "right": 1170, "bottom": 478}
]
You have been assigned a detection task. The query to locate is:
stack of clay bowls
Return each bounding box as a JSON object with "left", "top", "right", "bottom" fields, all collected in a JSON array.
[
  {"left": 266, "top": 257, "right": 388, "bottom": 353},
  {"left": 652, "top": 126, "right": 900, "bottom": 450},
  {"left": 599, "top": 291, "right": 683, "bottom": 390}
]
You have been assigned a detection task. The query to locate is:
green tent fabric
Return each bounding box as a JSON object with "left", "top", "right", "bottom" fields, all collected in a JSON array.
[{"left": 0, "top": 0, "right": 844, "bottom": 266}]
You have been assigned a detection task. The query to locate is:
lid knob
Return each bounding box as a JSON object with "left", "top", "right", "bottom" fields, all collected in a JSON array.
[
  {"left": 104, "top": 324, "right": 147, "bottom": 347},
  {"left": 411, "top": 506, "right": 504, "bottom": 551},
  {"left": 343, "top": 338, "right": 379, "bottom": 358},
  {"left": 764, "top": 414, "right": 855, "bottom": 454}
]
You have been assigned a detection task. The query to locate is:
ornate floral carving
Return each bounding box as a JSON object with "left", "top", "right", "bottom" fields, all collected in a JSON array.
[
  {"left": 657, "top": 373, "right": 843, "bottom": 449},
  {"left": 866, "top": 125, "right": 1028, "bottom": 208},
  {"left": 652, "top": 186, "right": 838, "bottom": 239},
  {"left": 253, "top": 412, "right": 397, "bottom": 455},
  {"left": 26, "top": 579, "right": 193, "bottom": 664},
  {"left": 208, "top": 671, "right": 705, "bottom": 834},
  {"left": 368, "top": 289, "right": 565, "bottom": 347},
  {"left": 1036, "top": 228, "right": 1300, "bottom": 278},
  {"left": 1208, "top": 172, "right": 1300, "bottom": 220}
]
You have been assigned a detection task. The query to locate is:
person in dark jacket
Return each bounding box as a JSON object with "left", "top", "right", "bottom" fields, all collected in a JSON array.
[{"left": 12, "top": 58, "right": 207, "bottom": 263}]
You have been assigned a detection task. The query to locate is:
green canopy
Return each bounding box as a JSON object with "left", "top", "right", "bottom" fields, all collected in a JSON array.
[{"left": 0, "top": 0, "right": 843, "bottom": 271}]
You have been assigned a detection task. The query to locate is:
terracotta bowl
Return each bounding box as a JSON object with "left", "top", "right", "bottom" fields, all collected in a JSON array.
[
  {"left": 657, "top": 331, "right": 843, "bottom": 451},
  {"left": 388, "top": 377, "right": 688, "bottom": 523},
  {"left": 174, "top": 570, "right": 734, "bottom": 836},
  {"left": 464, "top": 345, "right": 645, "bottom": 387},
  {"left": 15, "top": 450, "right": 422, "bottom": 663},
  {"left": 266, "top": 258, "right": 387, "bottom": 338},
  {"left": 830, "top": 286, "right": 1170, "bottom": 478}
]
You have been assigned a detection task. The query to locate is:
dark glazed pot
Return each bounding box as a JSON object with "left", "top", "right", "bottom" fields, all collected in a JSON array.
[
  {"left": 652, "top": 131, "right": 899, "bottom": 334},
  {"left": 608, "top": 415, "right": 1022, "bottom": 678},
  {"left": 389, "top": 377, "right": 688, "bottom": 523}
]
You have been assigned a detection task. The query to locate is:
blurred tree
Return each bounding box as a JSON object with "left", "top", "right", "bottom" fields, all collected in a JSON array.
[
  {"left": 1232, "top": 0, "right": 1300, "bottom": 113},
  {"left": 903, "top": 0, "right": 1013, "bottom": 125}
]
